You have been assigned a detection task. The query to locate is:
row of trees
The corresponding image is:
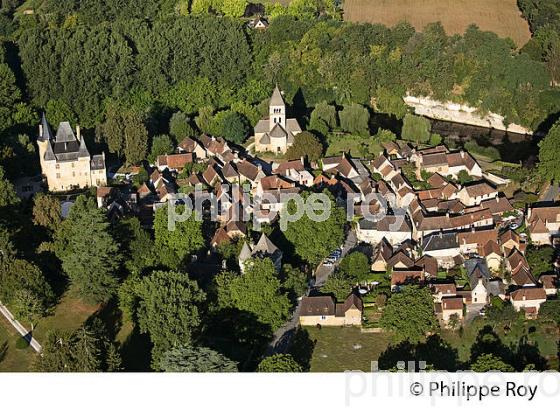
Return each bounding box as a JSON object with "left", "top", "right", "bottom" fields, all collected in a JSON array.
[{"left": 10, "top": 12, "right": 557, "bottom": 142}]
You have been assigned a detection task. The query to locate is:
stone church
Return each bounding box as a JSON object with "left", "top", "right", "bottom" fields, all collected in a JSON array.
[
  {"left": 37, "top": 114, "right": 107, "bottom": 192},
  {"left": 254, "top": 86, "right": 302, "bottom": 154}
]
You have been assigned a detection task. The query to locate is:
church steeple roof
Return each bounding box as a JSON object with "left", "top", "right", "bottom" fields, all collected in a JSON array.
[{"left": 270, "top": 85, "right": 285, "bottom": 107}]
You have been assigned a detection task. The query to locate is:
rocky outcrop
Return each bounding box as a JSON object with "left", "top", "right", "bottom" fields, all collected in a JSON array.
[{"left": 403, "top": 95, "right": 532, "bottom": 135}]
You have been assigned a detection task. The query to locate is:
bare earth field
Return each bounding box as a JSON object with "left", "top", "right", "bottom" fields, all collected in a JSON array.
[{"left": 343, "top": 0, "right": 531, "bottom": 47}]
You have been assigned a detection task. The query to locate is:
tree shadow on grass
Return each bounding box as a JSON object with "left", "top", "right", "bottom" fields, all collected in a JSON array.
[
  {"left": 119, "top": 326, "right": 153, "bottom": 372},
  {"left": 378, "top": 334, "right": 460, "bottom": 371},
  {"left": 201, "top": 308, "right": 273, "bottom": 372},
  {"left": 514, "top": 335, "right": 548, "bottom": 371},
  {"left": 0, "top": 340, "right": 8, "bottom": 364},
  {"left": 84, "top": 298, "right": 122, "bottom": 341},
  {"left": 469, "top": 325, "right": 514, "bottom": 367},
  {"left": 287, "top": 326, "right": 315, "bottom": 371}
]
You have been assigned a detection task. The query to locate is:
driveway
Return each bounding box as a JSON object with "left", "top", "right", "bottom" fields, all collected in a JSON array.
[
  {"left": 465, "top": 303, "right": 486, "bottom": 323},
  {"left": 265, "top": 229, "right": 358, "bottom": 355},
  {"left": 314, "top": 229, "right": 357, "bottom": 287},
  {"left": 541, "top": 183, "right": 559, "bottom": 202}
]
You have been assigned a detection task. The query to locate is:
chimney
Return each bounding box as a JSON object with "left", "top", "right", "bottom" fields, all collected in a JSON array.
[
  {"left": 460, "top": 150, "right": 465, "bottom": 159},
  {"left": 300, "top": 156, "right": 304, "bottom": 165},
  {"left": 471, "top": 226, "right": 475, "bottom": 233},
  {"left": 76, "top": 125, "right": 81, "bottom": 141}
]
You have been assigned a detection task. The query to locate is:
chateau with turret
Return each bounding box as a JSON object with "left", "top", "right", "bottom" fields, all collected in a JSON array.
[{"left": 37, "top": 114, "right": 107, "bottom": 192}]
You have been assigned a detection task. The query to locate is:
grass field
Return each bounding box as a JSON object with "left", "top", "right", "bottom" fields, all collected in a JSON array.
[
  {"left": 343, "top": 0, "right": 531, "bottom": 47},
  {"left": 0, "top": 317, "right": 36, "bottom": 372},
  {"left": 306, "top": 317, "right": 559, "bottom": 372},
  {"left": 0, "top": 289, "right": 99, "bottom": 372},
  {"left": 33, "top": 290, "right": 99, "bottom": 342},
  {"left": 306, "top": 327, "right": 392, "bottom": 371}
]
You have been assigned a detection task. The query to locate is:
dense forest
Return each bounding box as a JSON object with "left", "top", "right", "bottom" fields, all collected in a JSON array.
[{"left": 0, "top": 0, "right": 558, "bottom": 156}]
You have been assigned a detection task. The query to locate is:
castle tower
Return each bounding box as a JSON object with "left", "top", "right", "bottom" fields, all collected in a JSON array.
[
  {"left": 37, "top": 113, "right": 55, "bottom": 169},
  {"left": 269, "top": 85, "right": 286, "bottom": 130}
]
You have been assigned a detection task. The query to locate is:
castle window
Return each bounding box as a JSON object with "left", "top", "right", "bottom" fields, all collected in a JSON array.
[
  {"left": 71, "top": 163, "right": 75, "bottom": 168},
  {"left": 56, "top": 164, "right": 60, "bottom": 169},
  {"left": 56, "top": 173, "right": 60, "bottom": 179},
  {"left": 72, "top": 172, "right": 75, "bottom": 177}
]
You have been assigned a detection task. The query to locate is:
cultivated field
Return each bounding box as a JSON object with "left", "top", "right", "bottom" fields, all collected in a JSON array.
[{"left": 343, "top": 0, "right": 531, "bottom": 47}]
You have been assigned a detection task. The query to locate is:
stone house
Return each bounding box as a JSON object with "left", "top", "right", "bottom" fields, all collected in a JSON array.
[{"left": 299, "top": 294, "right": 363, "bottom": 326}]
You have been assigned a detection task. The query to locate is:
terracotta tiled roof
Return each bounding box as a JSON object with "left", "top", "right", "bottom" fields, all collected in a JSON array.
[
  {"left": 441, "top": 297, "right": 463, "bottom": 310},
  {"left": 510, "top": 287, "right": 546, "bottom": 301}
]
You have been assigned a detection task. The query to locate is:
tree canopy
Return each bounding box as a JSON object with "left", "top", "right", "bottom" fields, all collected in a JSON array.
[
  {"left": 153, "top": 204, "right": 204, "bottom": 268},
  {"left": 285, "top": 131, "right": 323, "bottom": 162},
  {"left": 470, "top": 353, "right": 515, "bottom": 372},
  {"left": 379, "top": 285, "right": 438, "bottom": 342},
  {"left": 54, "top": 196, "right": 121, "bottom": 303},
  {"left": 159, "top": 345, "right": 238, "bottom": 372},
  {"left": 257, "top": 354, "right": 302, "bottom": 372},
  {"left": 132, "top": 270, "right": 206, "bottom": 360},
  {"left": 538, "top": 119, "right": 560, "bottom": 182},
  {"left": 215, "top": 258, "right": 291, "bottom": 330},
  {"left": 283, "top": 191, "right": 346, "bottom": 265}
]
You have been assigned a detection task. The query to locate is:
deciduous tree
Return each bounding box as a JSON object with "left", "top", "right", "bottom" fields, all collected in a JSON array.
[
  {"left": 216, "top": 258, "right": 291, "bottom": 330},
  {"left": 133, "top": 270, "right": 206, "bottom": 360},
  {"left": 257, "top": 353, "right": 302, "bottom": 372},
  {"left": 283, "top": 191, "right": 345, "bottom": 265},
  {"left": 380, "top": 285, "right": 437, "bottom": 342},
  {"left": 285, "top": 131, "right": 323, "bottom": 162}
]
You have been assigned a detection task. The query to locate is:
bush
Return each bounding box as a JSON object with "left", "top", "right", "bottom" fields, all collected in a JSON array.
[
  {"left": 375, "top": 293, "right": 388, "bottom": 307},
  {"left": 15, "top": 337, "right": 30, "bottom": 350},
  {"left": 464, "top": 141, "right": 500, "bottom": 161}
]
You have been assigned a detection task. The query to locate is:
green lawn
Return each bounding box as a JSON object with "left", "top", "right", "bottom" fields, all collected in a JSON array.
[
  {"left": 0, "top": 317, "right": 36, "bottom": 372},
  {"left": 305, "top": 316, "right": 559, "bottom": 372},
  {"left": 441, "top": 317, "right": 559, "bottom": 366},
  {"left": 306, "top": 326, "right": 391, "bottom": 372},
  {"left": 33, "top": 289, "right": 100, "bottom": 342}
]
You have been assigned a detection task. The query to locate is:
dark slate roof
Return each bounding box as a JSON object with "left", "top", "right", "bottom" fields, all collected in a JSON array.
[
  {"left": 78, "top": 135, "right": 90, "bottom": 158},
  {"left": 55, "top": 122, "right": 77, "bottom": 143},
  {"left": 464, "top": 258, "right": 491, "bottom": 289},
  {"left": 421, "top": 232, "right": 459, "bottom": 252},
  {"left": 90, "top": 154, "right": 105, "bottom": 170},
  {"left": 39, "top": 113, "right": 54, "bottom": 142}
]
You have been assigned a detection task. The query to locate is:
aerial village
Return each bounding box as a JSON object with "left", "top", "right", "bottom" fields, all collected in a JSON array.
[{"left": 34, "top": 86, "right": 559, "bottom": 332}]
